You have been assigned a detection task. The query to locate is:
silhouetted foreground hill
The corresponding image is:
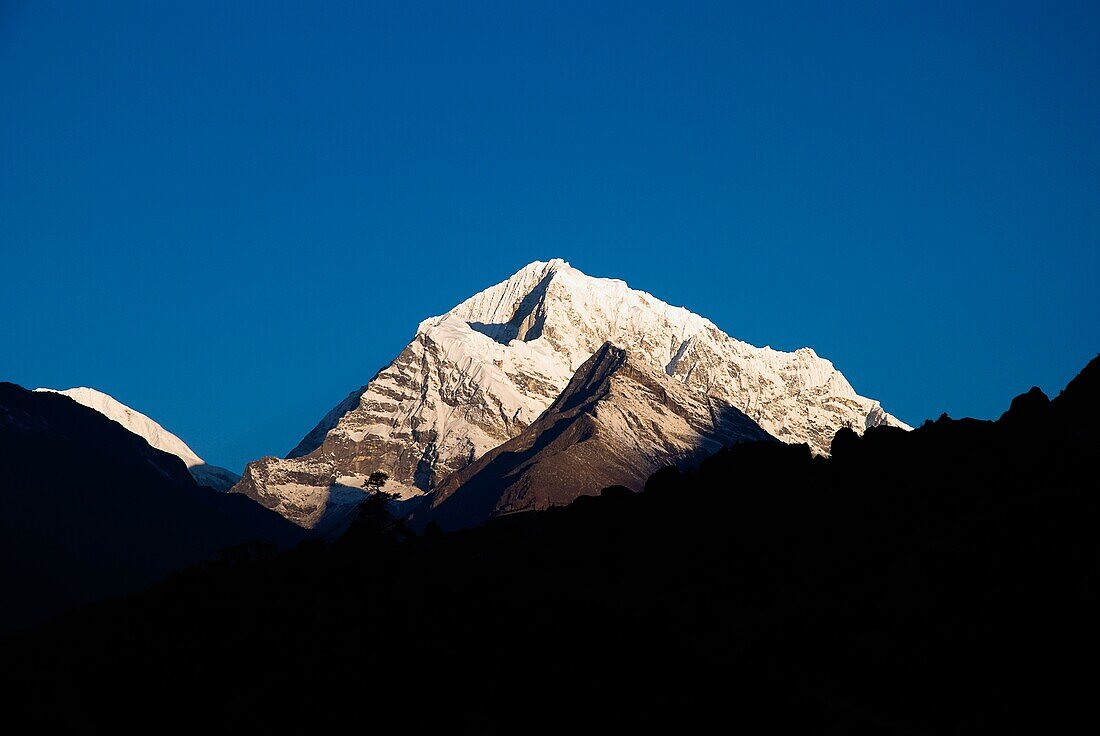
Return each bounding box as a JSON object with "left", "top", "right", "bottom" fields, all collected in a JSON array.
[
  {"left": 3, "top": 357, "right": 1097, "bottom": 733},
  {"left": 0, "top": 383, "right": 305, "bottom": 633}
]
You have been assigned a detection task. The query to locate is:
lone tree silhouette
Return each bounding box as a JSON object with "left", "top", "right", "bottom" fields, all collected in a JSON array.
[
  {"left": 342, "top": 471, "right": 402, "bottom": 544},
  {"left": 366, "top": 471, "right": 388, "bottom": 491}
]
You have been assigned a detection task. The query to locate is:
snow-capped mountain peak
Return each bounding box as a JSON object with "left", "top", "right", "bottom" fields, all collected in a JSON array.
[
  {"left": 34, "top": 387, "right": 239, "bottom": 491},
  {"left": 232, "top": 259, "right": 909, "bottom": 530}
]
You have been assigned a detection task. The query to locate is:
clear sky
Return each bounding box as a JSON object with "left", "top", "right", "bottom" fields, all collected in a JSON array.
[{"left": 2, "top": 1, "right": 1098, "bottom": 472}]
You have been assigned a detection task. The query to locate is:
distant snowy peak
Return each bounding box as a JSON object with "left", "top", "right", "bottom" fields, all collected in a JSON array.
[
  {"left": 234, "top": 258, "right": 908, "bottom": 529},
  {"left": 424, "top": 258, "right": 910, "bottom": 450},
  {"left": 33, "top": 387, "right": 239, "bottom": 491}
]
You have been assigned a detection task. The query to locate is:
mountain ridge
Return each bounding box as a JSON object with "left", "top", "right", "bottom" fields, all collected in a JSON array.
[
  {"left": 34, "top": 387, "right": 240, "bottom": 491},
  {"left": 420, "top": 341, "right": 774, "bottom": 529}
]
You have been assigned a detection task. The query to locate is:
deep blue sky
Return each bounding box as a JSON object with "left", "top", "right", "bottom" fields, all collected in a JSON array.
[{"left": 2, "top": 1, "right": 1098, "bottom": 472}]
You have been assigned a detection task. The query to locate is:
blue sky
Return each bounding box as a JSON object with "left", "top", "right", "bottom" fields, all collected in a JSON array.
[{"left": 2, "top": 1, "right": 1098, "bottom": 472}]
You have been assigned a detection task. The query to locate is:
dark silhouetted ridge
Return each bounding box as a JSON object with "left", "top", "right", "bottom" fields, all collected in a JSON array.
[
  {"left": 0, "top": 383, "right": 305, "bottom": 633},
  {"left": 2, "top": 355, "right": 1098, "bottom": 733}
]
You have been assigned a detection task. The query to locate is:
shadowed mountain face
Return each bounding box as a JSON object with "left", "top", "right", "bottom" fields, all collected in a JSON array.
[
  {"left": 0, "top": 383, "right": 304, "bottom": 633},
  {"left": 421, "top": 342, "right": 774, "bottom": 530},
  {"left": 3, "top": 357, "right": 1096, "bottom": 732}
]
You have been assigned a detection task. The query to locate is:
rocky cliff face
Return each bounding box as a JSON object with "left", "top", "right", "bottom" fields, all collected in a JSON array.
[
  {"left": 420, "top": 342, "right": 774, "bottom": 530},
  {"left": 232, "top": 259, "right": 908, "bottom": 529}
]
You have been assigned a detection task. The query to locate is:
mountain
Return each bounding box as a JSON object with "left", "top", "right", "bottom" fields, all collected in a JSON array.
[
  {"left": 0, "top": 383, "right": 303, "bottom": 633},
  {"left": 233, "top": 259, "right": 907, "bottom": 529},
  {"left": 420, "top": 342, "right": 774, "bottom": 530},
  {"left": 34, "top": 387, "right": 239, "bottom": 491}
]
